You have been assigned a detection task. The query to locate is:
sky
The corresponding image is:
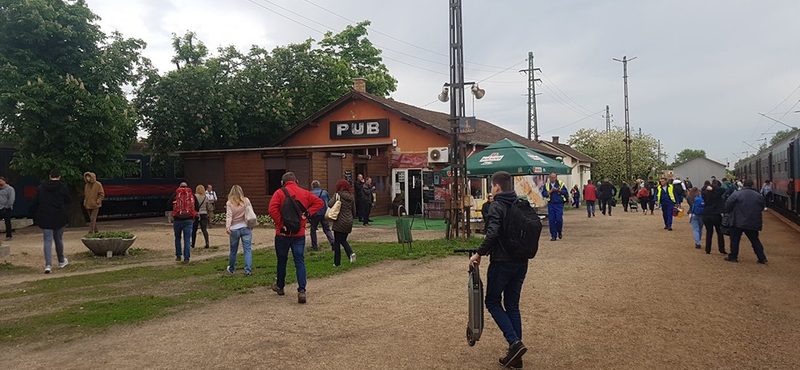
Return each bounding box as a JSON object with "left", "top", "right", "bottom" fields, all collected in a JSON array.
[{"left": 84, "top": 0, "right": 800, "bottom": 167}]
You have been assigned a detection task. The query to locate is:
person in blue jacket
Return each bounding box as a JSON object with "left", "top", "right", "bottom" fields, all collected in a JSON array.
[
  {"left": 542, "top": 173, "right": 569, "bottom": 241},
  {"left": 688, "top": 187, "right": 704, "bottom": 248}
]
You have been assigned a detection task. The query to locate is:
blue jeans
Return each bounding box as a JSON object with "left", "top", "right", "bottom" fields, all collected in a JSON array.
[
  {"left": 43, "top": 227, "right": 65, "bottom": 267},
  {"left": 729, "top": 227, "right": 767, "bottom": 262},
  {"left": 275, "top": 235, "right": 307, "bottom": 292},
  {"left": 485, "top": 262, "right": 528, "bottom": 344},
  {"left": 229, "top": 227, "right": 253, "bottom": 273},
  {"left": 173, "top": 219, "right": 193, "bottom": 261},
  {"left": 586, "top": 200, "right": 595, "bottom": 217},
  {"left": 547, "top": 202, "right": 564, "bottom": 239},
  {"left": 690, "top": 215, "right": 703, "bottom": 245}
]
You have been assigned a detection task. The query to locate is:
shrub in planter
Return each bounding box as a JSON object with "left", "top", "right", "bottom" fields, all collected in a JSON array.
[{"left": 81, "top": 231, "right": 137, "bottom": 257}]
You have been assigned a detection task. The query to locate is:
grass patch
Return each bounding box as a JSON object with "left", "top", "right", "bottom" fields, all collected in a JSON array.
[
  {"left": 0, "top": 261, "right": 38, "bottom": 276},
  {"left": 0, "top": 238, "right": 479, "bottom": 344}
]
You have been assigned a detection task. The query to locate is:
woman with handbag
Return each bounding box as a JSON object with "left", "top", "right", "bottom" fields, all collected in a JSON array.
[
  {"left": 226, "top": 185, "right": 255, "bottom": 275},
  {"left": 191, "top": 185, "right": 214, "bottom": 249},
  {"left": 328, "top": 179, "right": 356, "bottom": 267}
]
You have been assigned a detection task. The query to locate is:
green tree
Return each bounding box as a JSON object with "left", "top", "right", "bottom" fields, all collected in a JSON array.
[
  {"left": 673, "top": 148, "right": 706, "bottom": 166},
  {"left": 569, "top": 127, "right": 664, "bottom": 183},
  {"left": 137, "top": 22, "right": 397, "bottom": 158},
  {"left": 770, "top": 128, "right": 799, "bottom": 145},
  {"left": 0, "top": 0, "right": 148, "bottom": 225}
]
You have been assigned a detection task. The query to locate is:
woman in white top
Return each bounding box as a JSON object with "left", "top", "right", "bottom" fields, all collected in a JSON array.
[{"left": 226, "top": 185, "right": 254, "bottom": 275}]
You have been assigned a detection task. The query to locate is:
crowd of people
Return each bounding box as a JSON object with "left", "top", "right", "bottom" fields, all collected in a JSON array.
[{"left": 567, "top": 174, "right": 770, "bottom": 264}]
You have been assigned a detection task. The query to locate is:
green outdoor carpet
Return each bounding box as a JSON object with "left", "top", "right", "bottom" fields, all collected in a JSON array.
[{"left": 366, "top": 215, "right": 447, "bottom": 231}]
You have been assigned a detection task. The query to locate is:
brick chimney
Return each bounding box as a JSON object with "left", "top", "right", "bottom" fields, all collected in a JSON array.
[
  {"left": 552, "top": 136, "right": 559, "bottom": 144},
  {"left": 353, "top": 78, "right": 367, "bottom": 93}
]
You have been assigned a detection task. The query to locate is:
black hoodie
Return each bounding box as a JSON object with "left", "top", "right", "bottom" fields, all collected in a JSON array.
[
  {"left": 476, "top": 191, "right": 528, "bottom": 264},
  {"left": 30, "top": 180, "right": 72, "bottom": 229}
]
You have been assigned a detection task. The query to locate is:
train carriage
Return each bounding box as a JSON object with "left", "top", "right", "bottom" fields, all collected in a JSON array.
[{"left": 736, "top": 133, "right": 799, "bottom": 214}]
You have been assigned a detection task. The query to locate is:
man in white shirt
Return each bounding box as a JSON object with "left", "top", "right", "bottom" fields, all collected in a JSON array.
[{"left": 206, "top": 184, "right": 218, "bottom": 227}]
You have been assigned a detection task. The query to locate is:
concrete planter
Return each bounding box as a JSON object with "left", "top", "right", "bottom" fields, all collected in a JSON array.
[{"left": 81, "top": 237, "right": 137, "bottom": 257}]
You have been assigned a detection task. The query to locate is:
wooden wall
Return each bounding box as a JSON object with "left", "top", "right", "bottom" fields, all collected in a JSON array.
[
  {"left": 367, "top": 151, "right": 391, "bottom": 215},
  {"left": 224, "top": 152, "right": 268, "bottom": 214}
]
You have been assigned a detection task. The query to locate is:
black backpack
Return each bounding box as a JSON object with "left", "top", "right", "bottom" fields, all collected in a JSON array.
[
  {"left": 501, "top": 200, "right": 543, "bottom": 260},
  {"left": 280, "top": 188, "right": 308, "bottom": 235}
]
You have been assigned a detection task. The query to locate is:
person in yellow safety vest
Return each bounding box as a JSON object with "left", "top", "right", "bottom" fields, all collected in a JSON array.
[
  {"left": 656, "top": 177, "right": 676, "bottom": 230},
  {"left": 541, "top": 173, "right": 568, "bottom": 241}
]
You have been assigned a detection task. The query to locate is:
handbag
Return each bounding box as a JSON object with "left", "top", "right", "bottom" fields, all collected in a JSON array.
[
  {"left": 721, "top": 213, "right": 731, "bottom": 235},
  {"left": 609, "top": 197, "right": 617, "bottom": 207},
  {"left": 245, "top": 199, "right": 258, "bottom": 228},
  {"left": 325, "top": 193, "right": 341, "bottom": 220}
]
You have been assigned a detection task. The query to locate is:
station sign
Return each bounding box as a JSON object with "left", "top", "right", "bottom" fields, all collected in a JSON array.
[{"left": 330, "top": 119, "right": 390, "bottom": 139}]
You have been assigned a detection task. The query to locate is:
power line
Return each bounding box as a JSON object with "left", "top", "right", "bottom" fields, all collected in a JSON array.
[
  {"left": 299, "top": 0, "right": 513, "bottom": 71},
  {"left": 538, "top": 71, "right": 597, "bottom": 117},
  {"left": 540, "top": 110, "right": 605, "bottom": 135}
]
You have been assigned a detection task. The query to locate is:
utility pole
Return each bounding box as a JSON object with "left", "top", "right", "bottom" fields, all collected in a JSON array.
[
  {"left": 520, "top": 51, "right": 541, "bottom": 141},
  {"left": 604, "top": 105, "right": 612, "bottom": 133},
  {"left": 613, "top": 56, "right": 636, "bottom": 182},
  {"left": 446, "top": 0, "right": 468, "bottom": 240},
  {"left": 657, "top": 139, "right": 662, "bottom": 165}
]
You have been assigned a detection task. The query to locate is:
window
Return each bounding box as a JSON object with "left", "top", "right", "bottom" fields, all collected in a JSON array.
[
  {"left": 267, "top": 169, "right": 286, "bottom": 194},
  {"left": 150, "top": 159, "right": 167, "bottom": 179},
  {"left": 123, "top": 159, "right": 142, "bottom": 179},
  {"left": 173, "top": 157, "right": 185, "bottom": 179}
]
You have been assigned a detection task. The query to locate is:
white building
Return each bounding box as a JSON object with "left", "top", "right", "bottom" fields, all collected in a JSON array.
[
  {"left": 538, "top": 136, "right": 597, "bottom": 190},
  {"left": 673, "top": 157, "right": 727, "bottom": 185}
]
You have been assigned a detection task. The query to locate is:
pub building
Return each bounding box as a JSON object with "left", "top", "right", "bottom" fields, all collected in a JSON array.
[{"left": 179, "top": 79, "right": 567, "bottom": 218}]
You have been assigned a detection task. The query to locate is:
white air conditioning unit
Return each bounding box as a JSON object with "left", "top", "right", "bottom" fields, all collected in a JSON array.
[{"left": 427, "top": 147, "right": 449, "bottom": 163}]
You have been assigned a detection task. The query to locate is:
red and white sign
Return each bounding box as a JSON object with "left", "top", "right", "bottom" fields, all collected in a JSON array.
[{"left": 479, "top": 152, "right": 504, "bottom": 164}]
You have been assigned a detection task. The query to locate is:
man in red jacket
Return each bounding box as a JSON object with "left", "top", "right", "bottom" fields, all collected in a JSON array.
[
  {"left": 268, "top": 172, "right": 324, "bottom": 304},
  {"left": 583, "top": 179, "right": 598, "bottom": 218}
]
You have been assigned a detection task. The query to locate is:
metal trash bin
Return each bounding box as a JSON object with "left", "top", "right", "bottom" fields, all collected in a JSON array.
[{"left": 396, "top": 217, "right": 413, "bottom": 251}]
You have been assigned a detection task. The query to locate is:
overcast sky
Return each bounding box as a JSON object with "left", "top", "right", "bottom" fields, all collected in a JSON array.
[{"left": 85, "top": 0, "right": 800, "bottom": 166}]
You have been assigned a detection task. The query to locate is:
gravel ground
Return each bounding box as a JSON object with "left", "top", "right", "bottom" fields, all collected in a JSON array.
[{"left": 2, "top": 208, "right": 799, "bottom": 369}]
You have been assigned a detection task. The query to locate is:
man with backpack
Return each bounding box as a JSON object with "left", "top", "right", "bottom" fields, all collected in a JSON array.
[
  {"left": 268, "top": 172, "right": 324, "bottom": 304},
  {"left": 309, "top": 180, "right": 335, "bottom": 251},
  {"left": 170, "top": 182, "right": 199, "bottom": 263},
  {"left": 469, "top": 171, "right": 541, "bottom": 370},
  {"left": 542, "top": 172, "right": 568, "bottom": 240}
]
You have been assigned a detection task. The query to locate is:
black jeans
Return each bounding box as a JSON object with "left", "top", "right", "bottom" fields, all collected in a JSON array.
[
  {"left": 639, "top": 197, "right": 650, "bottom": 212},
  {"left": 309, "top": 214, "right": 335, "bottom": 250},
  {"left": 600, "top": 199, "right": 612, "bottom": 215},
  {"left": 191, "top": 214, "right": 209, "bottom": 248},
  {"left": 362, "top": 202, "right": 372, "bottom": 224},
  {"left": 0, "top": 208, "right": 11, "bottom": 238},
  {"left": 729, "top": 227, "right": 767, "bottom": 262},
  {"left": 621, "top": 197, "right": 630, "bottom": 211},
  {"left": 333, "top": 231, "right": 354, "bottom": 266},
  {"left": 702, "top": 214, "right": 725, "bottom": 253}
]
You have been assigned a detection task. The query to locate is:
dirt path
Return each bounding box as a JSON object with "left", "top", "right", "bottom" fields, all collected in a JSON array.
[{"left": 2, "top": 209, "right": 799, "bottom": 369}]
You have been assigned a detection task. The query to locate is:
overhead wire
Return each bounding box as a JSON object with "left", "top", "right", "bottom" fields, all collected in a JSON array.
[
  {"left": 540, "top": 110, "right": 605, "bottom": 135},
  {"left": 538, "top": 71, "right": 598, "bottom": 117},
  {"left": 299, "top": 0, "right": 513, "bottom": 71},
  {"left": 243, "top": 0, "right": 517, "bottom": 80}
]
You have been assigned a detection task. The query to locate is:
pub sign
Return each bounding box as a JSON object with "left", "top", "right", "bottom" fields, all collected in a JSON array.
[{"left": 330, "top": 119, "right": 390, "bottom": 139}]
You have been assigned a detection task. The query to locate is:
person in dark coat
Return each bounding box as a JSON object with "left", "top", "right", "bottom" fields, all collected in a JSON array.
[
  {"left": 619, "top": 182, "right": 631, "bottom": 212},
  {"left": 30, "top": 169, "right": 72, "bottom": 273},
  {"left": 361, "top": 177, "right": 375, "bottom": 226},
  {"left": 647, "top": 179, "right": 658, "bottom": 215},
  {"left": 330, "top": 179, "right": 357, "bottom": 267},
  {"left": 598, "top": 179, "right": 616, "bottom": 216},
  {"left": 724, "top": 179, "right": 767, "bottom": 263},
  {"left": 701, "top": 181, "right": 727, "bottom": 255},
  {"left": 481, "top": 194, "right": 494, "bottom": 231},
  {"left": 354, "top": 174, "right": 364, "bottom": 222}
]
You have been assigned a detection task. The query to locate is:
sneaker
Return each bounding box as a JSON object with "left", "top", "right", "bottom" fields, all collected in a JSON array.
[
  {"left": 668, "top": 227, "right": 673, "bottom": 231},
  {"left": 499, "top": 340, "right": 527, "bottom": 367},
  {"left": 350, "top": 253, "right": 357, "bottom": 264},
  {"left": 5, "top": 236, "right": 11, "bottom": 241},
  {"left": 58, "top": 258, "right": 69, "bottom": 268},
  {"left": 245, "top": 270, "right": 252, "bottom": 276},
  {"left": 505, "top": 357, "right": 524, "bottom": 370},
  {"left": 44, "top": 265, "right": 52, "bottom": 274},
  {"left": 271, "top": 284, "right": 285, "bottom": 296},
  {"left": 226, "top": 266, "right": 234, "bottom": 275},
  {"left": 695, "top": 244, "right": 701, "bottom": 249},
  {"left": 298, "top": 291, "right": 307, "bottom": 304},
  {"left": 592, "top": 212, "right": 595, "bottom": 216},
  {"left": 550, "top": 238, "right": 557, "bottom": 241}
]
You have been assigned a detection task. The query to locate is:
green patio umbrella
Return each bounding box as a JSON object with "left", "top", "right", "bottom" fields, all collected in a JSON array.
[{"left": 441, "top": 138, "right": 572, "bottom": 176}]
